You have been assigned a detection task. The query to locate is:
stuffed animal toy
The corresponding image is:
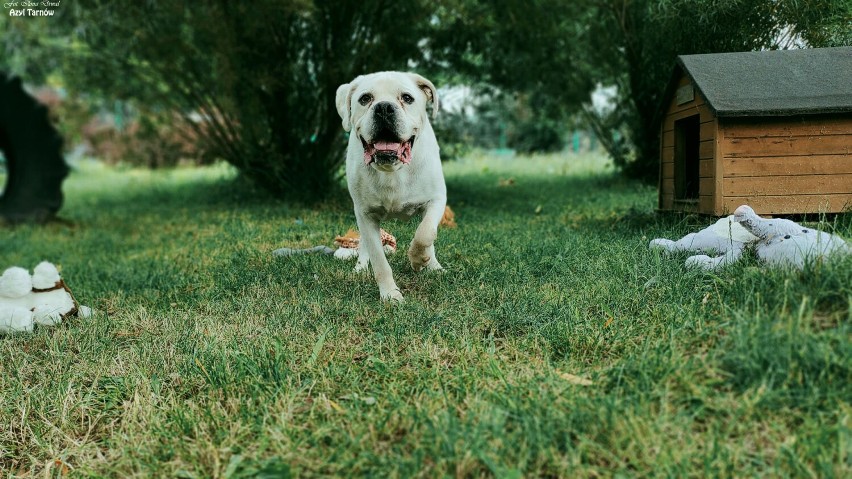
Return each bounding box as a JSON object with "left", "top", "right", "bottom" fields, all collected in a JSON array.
[
  {"left": 333, "top": 229, "right": 397, "bottom": 260},
  {"left": 440, "top": 205, "right": 457, "bottom": 228},
  {"left": 650, "top": 205, "right": 851, "bottom": 270},
  {"left": 273, "top": 205, "right": 456, "bottom": 259},
  {"left": 0, "top": 261, "right": 91, "bottom": 334},
  {"left": 649, "top": 214, "right": 757, "bottom": 269},
  {"left": 271, "top": 229, "right": 397, "bottom": 260}
]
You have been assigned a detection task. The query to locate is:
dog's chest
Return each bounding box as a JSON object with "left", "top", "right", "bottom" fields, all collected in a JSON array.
[
  {"left": 355, "top": 169, "right": 431, "bottom": 220},
  {"left": 366, "top": 199, "right": 427, "bottom": 220}
]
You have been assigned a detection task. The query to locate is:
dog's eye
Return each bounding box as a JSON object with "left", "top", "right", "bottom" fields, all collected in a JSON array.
[
  {"left": 358, "top": 93, "right": 372, "bottom": 106},
  {"left": 401, "top": 93, "right": 415, "bottom": 104}
]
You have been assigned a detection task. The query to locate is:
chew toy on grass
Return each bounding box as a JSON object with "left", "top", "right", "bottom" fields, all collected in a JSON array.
[
  {"left": 440, "top": 205, "right": 457, "bottom": 228},
  {"left": 650, "top": 205, "right": 851, "bottom": 270},
  {"left": 273, "top": 205, "right": 456, "bottom": 259},
  {"left": 271, "top": 229, "right": 397, "bottom": 259},
  {"left": 0, "top": 261, "right": 92, "bottom": 334},
  {"left": 333, "top": 229, "right": 397, "bottom": 260}
]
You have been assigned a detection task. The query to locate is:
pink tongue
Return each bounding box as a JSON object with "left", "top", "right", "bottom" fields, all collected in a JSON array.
[
  {"left": 363, "top": 141, "right": 412, "bottom": 165},
  {"left": 374, "top": 141, "right": 401, "bottom": 151}
]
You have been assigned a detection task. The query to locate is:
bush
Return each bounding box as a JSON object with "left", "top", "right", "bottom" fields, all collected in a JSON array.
[
  {"left": 508, "top": 120, "right": 565, "bottom": 155},
  {"left": 31, "top": 88, "right": 213, "bottom": 168},
  {"left": 64, "top": 1, "right": 434, "bottom": 200},
  {"left": 81, "top": 112, "right": 217, "bottom": 168},
  {"left": 431, "top": 109, "right": 476, "bottom": 161}
]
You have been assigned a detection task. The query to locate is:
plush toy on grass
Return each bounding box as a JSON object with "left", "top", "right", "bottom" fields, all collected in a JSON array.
[
  {"left": 0, "top": 261, "right": 91, "bottom": 334},
  {"left": 649, "top": 213, "right": 757, "bottom": 269},
  {"left": 650, "top": 205, "right": 850, "bottom": 270},
  {"left": 273, "top": 206, "right": 456, "bottom": 260},
  {"left": 333, "top": 229, "right": 397, "bottom": 260},
  {"left": 440, "top": 205, "right": 457, "bottom": 229}
]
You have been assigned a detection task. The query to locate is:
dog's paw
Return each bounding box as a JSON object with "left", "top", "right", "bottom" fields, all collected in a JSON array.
[
  {"left": 411, "top": 253, "right": 442, "bottom": 272},
  {"left": 353, "top": 254, "right": 370, "bottom": 274},
  {"left": 353, "top": 261, "right": 370, "bottom": 274},
  {"left": 381, "top": 288, "right": 404, "bottom": 303},
  {"left": 408, "top": 240, "right": 432, "bottom": 271},
  {"left": 425, "top": 258, "right": 444, "bottom": 272},
  {"left": 409, "top": 255, "right": 431, "bottom": 272},
  {"left": 408, "top": 244, "right": 431, "bottom": 271}
]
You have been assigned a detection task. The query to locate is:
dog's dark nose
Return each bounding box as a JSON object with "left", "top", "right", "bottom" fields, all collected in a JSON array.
[{"left": 374, "top": 101, "right": 395, "bottom": 126}]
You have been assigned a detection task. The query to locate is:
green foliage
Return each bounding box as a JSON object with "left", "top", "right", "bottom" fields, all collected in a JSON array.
[
  {"left": 584, "top": 0, "right": 852, "bottom": 180},
  {"left": 433, "top": 89, "right": 568, "bottom": 156},
  {"left": 428, "top": 0, "right": 596, "bottom": 118},
  {"left": 775, "top": 0, "right": 852, "bottom": 47},
  {"left": 1, "top": 155, "right": 850, "bottom": 475},
  {"left": 4, "top": 0, "right": 849, "bottom": 186},
  {"left": 505, "top": 91, "right": 567, "bottom": 154},
  {"left": 86, "top": 109, "right": 218, "bottom": 168},
  {"left": 0, "top": 13, "right": 70, "bottom": 83},
  {"left": 508, "top": 119, "right": 565, "bottom": 155},
  {"left": 429, "top": 0, "right": 852, "bottom": 179},
  {"left": 62, "top": 0, "right": 434, "bottom": 200},
  {"left": 430, "top": 110, "right": 476, "bottom": 161}
]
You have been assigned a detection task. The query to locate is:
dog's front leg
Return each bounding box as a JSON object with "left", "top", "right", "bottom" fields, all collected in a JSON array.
[
  {"left": 354, "top": 237, "right": 370, "bottom": 273},
  {"left": 409, "top": 198, "right": 446, "bottom": 272},
  {"left": 356, "top": 210, "right": 403, "bottom": 302}
]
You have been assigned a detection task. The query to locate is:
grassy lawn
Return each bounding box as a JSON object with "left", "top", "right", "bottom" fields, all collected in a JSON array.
[{"left": 1, "top": 153, "right": 850, "bottom": 477}]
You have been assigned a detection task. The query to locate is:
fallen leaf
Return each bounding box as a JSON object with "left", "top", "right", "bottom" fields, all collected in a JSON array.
[
  {"left": 307, "top": 328, "right": 330, "bottom": 367},
  {"left": 326, "top": 398, "right": 345, "bottom": 413},
  {"left": 557, "top": 371, "right": 593, "bottom": 386},
  {"left": 194, "top": 358, "right": 211, "bottom": 381}
]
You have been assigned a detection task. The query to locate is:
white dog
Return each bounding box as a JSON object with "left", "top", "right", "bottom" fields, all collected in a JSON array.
[{"left": 335, "top": 72, "right": 447, "bottom": 302}]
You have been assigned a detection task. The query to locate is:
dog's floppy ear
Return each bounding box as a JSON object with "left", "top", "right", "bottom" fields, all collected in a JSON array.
[
  {"left": 335, "top": 80, "right": 358, "bottom": 132},
  {"left": 408, "top": 73, "right": 439, "bottom": 119}
]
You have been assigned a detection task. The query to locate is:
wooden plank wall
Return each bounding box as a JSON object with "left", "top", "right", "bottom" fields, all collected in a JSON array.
[
  {"left": 719, "top": 115, "right": 852, "bottom": 215},
  {"left": 659, "top": 74, "right": 717, "bottom": 213}
]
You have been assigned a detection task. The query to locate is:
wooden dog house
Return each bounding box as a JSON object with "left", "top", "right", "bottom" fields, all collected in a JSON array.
[{"left": 658, "top": 47, "right": 852, "bottom": 215}]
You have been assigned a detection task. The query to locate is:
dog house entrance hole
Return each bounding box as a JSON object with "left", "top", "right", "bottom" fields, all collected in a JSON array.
[{"left": 674, "top": 115, "right": 700, "bottom": 201}]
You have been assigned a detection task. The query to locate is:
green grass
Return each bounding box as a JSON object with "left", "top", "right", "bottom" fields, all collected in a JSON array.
[{"left": 1, "top": 153, "right": 850, "bottom": 478}]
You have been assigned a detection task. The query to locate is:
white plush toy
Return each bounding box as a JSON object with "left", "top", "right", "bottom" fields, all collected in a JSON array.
[
  {"left": 0, "top": 261, "right": 91, "bottom": 334},
  {"left": 650, "top": 205, "right": 851, "bottom": 270}
]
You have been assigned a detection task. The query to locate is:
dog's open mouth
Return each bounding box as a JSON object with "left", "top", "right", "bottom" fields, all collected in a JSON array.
[{"left": 361, "top": 136, "right": 415, "bottom": 166}]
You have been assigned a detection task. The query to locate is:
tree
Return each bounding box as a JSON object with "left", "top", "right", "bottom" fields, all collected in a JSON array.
[
  {"left": 428, "top": 0, "right": 851, "bottom": 180},
  {"left": 584, "top": 0, "right": 852, "bottom": 180},
  {"left": 8, "top": 0, "right": 849, "bottom": 192},
  {"left": 61, "top": 0, "right": 435, "bottom": 200},
  {"left": 0, "top": 14, "right": 67, "bottom": 83},
  {"left": 427, "top": 0, "right": 598, "bottom": 128}
]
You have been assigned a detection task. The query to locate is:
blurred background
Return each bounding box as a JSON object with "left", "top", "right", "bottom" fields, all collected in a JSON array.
[{"left": 1, "top": 0, "right": 850, "bottom": 205}]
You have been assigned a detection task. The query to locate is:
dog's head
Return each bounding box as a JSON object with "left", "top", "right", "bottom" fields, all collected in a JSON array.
[{"left": 336, "top": 72, "right": 439, "bottom": 169}]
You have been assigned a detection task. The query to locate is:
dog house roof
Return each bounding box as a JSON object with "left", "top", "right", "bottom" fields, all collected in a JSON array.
[{"left": 670, "top": 46, "right": 852, "bottom": 117}]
